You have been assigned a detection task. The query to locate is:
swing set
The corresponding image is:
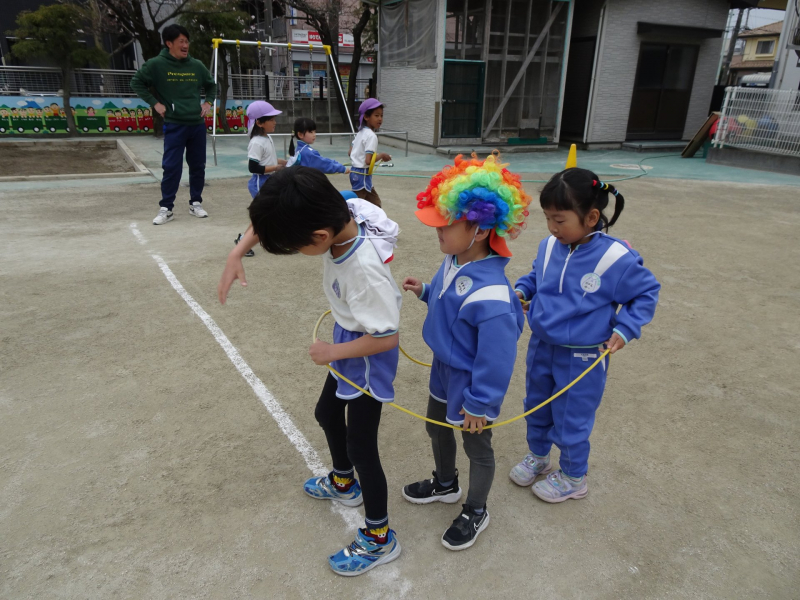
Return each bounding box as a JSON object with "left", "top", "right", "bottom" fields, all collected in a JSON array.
[{"left": 209, "top": 38, "right": 357, "bottom": 164}]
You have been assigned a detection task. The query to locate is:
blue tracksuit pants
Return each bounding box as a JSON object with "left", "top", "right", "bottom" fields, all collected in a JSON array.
[
  {"left": 160, "top": 122, "right": 207, "bottom": 210},
  {"left": 524, "top": 338, "right": 608, "bottom": 478}
]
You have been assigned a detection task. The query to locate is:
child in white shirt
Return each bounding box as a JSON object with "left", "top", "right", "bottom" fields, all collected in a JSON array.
[{"left": 349, "top": 99, "right": 391, "bottom": 207}]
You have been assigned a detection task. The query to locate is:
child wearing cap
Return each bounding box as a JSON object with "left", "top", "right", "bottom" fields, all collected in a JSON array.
[
  {"left": 349, "top": 99, "right": 392, "bottom": 207},
  {"left": 235, "top": 101, "right": 288, "bottom": 256},
  {"left": 401, "top": 153, "right": 531, "bottom": 550}
]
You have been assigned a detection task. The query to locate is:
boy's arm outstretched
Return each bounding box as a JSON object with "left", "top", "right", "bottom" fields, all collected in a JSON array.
[
  {"left": 218, "top": 226, "right": 259, "bottom": 304},
  {"left": 514, "top": 260, "right": 537, "bottom": 308}
]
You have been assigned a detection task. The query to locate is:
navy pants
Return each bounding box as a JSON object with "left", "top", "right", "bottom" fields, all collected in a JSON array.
[
  {"left": 524, "top": 338, "right": 608, "bottom": 478},
  {"left": 160, "top": 123, "right": 206, "bottom": 210}
]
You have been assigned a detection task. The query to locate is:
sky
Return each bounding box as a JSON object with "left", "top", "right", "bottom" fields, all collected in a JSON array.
[{"left": 735, "top": 8, "right": 786, "bottom": 30}]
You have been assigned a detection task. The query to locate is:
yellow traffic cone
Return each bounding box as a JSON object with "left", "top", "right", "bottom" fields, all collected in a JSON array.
[{"left": 565, "top": 144, "right": 577, "bottom": 169}]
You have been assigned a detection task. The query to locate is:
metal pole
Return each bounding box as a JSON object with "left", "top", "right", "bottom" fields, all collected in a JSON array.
[
  {"left": 536, "top": 2, "right": 552, "bottom": 130},
  {"left": 309, "top": 44, "right": 314, "bottom": 122},
  {"left": 482, "top": 3, "right": 563, "bottom": 139},
  {"left": 328, "top": 49, "right": 356, "bottom": 133},
  {"left": 327, "top": 58, "right": 332, "bottom": 145},
  {"left": 405, "top": 131, "right": 408, "bottom": 157},
  {"left": 211, "top": 42, "right": 219, "bottom": 166}
]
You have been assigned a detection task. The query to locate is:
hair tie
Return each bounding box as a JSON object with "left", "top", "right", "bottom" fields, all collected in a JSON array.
[{"left": 592, "top": 179, "right": 598, "bottom": 188}]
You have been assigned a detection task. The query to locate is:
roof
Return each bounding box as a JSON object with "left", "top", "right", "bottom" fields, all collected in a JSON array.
[
  {"left": 739, "top": 21, "right": 783, "bottom": 37},
  {"left": 729, "top": 55, "right": 775, "bottom": 69}
]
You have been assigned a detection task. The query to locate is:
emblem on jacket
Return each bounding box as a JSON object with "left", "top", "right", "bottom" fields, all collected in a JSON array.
[
  {"left": 332, "top": 279, "right": 341, "bottom": 298},
  {"left": 455, "top": 276, "right": 473, "bottom": 296},
  {"left": 580, "top": 273, "right": 601, "bottom": 293}
]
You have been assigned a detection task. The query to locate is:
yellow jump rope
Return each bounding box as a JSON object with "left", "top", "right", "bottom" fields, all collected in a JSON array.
[{"left": 313, "top": 310, "right": 610, "bottom": 431}]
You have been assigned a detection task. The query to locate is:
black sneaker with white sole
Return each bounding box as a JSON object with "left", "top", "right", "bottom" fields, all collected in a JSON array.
[
  {"left": 402, "top": 470, "right": 462, "bottom": 504},
  {"left": 441, "top": 504, "right": 490, "bottom": 551},
  {"left": 235, "top": 233, "right": 255, "bottom": 257}
]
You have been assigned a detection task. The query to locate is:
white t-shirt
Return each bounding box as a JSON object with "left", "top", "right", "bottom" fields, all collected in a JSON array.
[
  {"left": 350, "top": 128, "right": 378, "bottom": 169},
  {"left": 247, "top": 135, "right": 277, "bottom": 167},
  {"left": 322, "top": 223, "right": 402, "bottom": 336}
]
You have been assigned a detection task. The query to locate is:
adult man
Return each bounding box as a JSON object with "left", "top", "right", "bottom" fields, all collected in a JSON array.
[{"left": 130, "top": 24, "right": 217, "bottom": 225}]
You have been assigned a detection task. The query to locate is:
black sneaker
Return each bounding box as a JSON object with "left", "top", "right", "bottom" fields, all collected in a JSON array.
[
  {"left": 235, "top": 233, "right": 255, "bottom": 257},
  {"left": 402, "top": 470, "right": 462, "bottom": 505},
  {"left": 441, "top": 504, "right": 490, "bottom": 551}
]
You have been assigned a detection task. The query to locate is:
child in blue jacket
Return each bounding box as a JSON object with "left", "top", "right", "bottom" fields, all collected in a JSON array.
[
  {"left": 286, "top": 117, "right": 349, "bottom": 174},
  {"left": 510, "top": 168, "right": 660, "bottom": 503},
  {"left": 401, "top": 154, "right": 531, "bottom": 551}
]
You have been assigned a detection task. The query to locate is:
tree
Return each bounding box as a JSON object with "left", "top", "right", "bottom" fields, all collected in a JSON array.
[
  {"left": 283, "top": 1, "right": 378, "bottom": 129},
  {"left": 96, "top": 0, "right": 199, "bottom": 61},
  {"left": 282, "top": 0, "right": 349, "bottom": 124},
  {"left": 345, "top": 4, "right": 375, "bottom": 114},
  {"left": 10, "top": 4, "right": 108, "bottom": 136},
  {"left": 180, "top": 0, "right": 255, "bottom": 134}
]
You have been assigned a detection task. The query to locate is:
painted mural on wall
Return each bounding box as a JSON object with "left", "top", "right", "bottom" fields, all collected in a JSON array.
[{"left": 0, "top": 96, "right": 257, "bottom": 135}]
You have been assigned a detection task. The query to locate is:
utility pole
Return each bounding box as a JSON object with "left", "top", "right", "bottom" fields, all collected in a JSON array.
[{"left": 719, "top": 8, "right": 744, "bottom": 86}]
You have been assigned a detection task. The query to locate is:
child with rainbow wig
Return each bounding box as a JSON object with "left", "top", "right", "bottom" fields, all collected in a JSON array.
[{"left": 401, "top": 153, "right": 531, "bottom": 551}]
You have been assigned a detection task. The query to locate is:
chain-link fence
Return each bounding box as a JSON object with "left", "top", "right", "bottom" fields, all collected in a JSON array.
[
  {"left": 0, "top": 67, "right": 137, "bottom": 97},
  {"left": 713, "top": 86, "right": 800, "bottom": 156}
]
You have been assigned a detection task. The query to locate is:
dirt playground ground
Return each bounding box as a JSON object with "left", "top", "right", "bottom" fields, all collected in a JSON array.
[
  {"left": 1, "top": 170, "right": 798, "bottom": 599},
  {"left": 0, "top": 145, "right": 134, "bottom": 176}
]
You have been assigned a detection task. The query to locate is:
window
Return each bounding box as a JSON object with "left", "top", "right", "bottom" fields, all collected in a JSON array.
[{"left": 755, "top": 40, "right": 775, "bottom": 55}]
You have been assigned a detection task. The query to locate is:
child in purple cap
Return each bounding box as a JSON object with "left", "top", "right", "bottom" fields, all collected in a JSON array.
[
  {"left": 235, "top": 101, "right": 288, "bottom": 256},
  {"left": 349, "top": 99, "right": 391, "bottom": 207}
]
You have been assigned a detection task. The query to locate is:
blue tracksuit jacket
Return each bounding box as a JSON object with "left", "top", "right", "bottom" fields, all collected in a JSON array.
[
  {"left": 515, "top": 233, "right": 660, "bottom": 346},
  {"left": 420, "top": 254, "right": 525, "bottom": 422},
  {"left": 288, "top": 140, "right": 346, "bottom": 173}
]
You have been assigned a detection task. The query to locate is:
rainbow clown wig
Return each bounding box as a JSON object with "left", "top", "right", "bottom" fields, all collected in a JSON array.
[{"left": 415, "top": 153, "right": 532, "bottom": 257}]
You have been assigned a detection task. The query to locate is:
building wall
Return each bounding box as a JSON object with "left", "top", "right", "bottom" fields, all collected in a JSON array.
[
  {"left": 742, "top": 36, "right": 779, "bottom": 61},
  {"left": 378, "top": 67, "right": 439, "bottom": 145},
  {"left": 587, "top": 0, "right": 729, "bottom": 144}
]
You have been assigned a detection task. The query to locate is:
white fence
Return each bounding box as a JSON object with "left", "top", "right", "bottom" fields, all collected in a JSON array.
[{"left": 712, "top": 86, "right": 800, "bottom": 157}]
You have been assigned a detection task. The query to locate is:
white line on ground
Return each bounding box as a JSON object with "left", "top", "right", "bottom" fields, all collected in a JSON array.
[
  {"left": 130, "top": 224, "right": 362, "bottom": 531},
  {"left": 129, "top": 223, "right": 147, "bottom": 245}
]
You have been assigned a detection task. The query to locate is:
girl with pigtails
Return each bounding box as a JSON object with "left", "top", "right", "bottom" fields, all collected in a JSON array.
[{"left": 509, "top": 168, "right": 660, "bottom": 503}]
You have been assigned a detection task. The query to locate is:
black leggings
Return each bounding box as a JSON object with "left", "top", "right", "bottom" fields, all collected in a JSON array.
[{"left": 314, "top": 374, "right": 387, "bottom": 526}]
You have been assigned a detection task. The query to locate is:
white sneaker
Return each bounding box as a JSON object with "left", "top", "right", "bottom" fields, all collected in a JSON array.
[
  {"left": 189, "top": 202, "right": 208, "bottom": 218},
  {"left": 509, "top": 452, "right": 552, "bottom": 486},
  {"left": 532, "top": 470, "right": 588, "bottom": 503},
  {"left": 153, "top": 207, "right": 173, "bottom": 225}
]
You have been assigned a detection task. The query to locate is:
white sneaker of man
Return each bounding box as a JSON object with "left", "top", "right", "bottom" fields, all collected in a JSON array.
[
  {"left": 153, "top": 207, "right": 174, "bottom": 225},
  {"left": 189, "top": 202, "right": 208, "bottom": 218}
]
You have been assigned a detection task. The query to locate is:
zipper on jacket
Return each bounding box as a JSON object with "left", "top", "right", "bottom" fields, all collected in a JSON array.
[{"left": 559, "top": 247, "right": 576, "bottom": 293}]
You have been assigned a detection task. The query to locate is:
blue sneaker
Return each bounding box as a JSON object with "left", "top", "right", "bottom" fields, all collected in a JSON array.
[
  {"left": 328, "top": 528, "right": 401, "bottom": 576},
  {"left": 303, "top": 472, "right": 363, "bottom": 507}
]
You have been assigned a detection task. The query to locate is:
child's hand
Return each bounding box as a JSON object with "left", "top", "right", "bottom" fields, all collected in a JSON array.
[
  {"left": 309, "top": 339, "right": 335, "bottom": 365},
  {"left": 601, "top": 333, "right": 626, "bottom": 354},
  {"left": 515, "top": 290, "right": 530, "bottom": 313},
  {"left": 278, "top": 158, "right": 288, "bottom": 166},
  {"left": 345, "top": 169, "right": 351, "bottom": 174},
  {"left": 379, "top": 152, "right": 392, "bottom": 162},
  {"left": 459, "top": 409, "right": 487, "bottom": 434},
  {"left": 218, "top": 252, "right": 247, "bottom": 304},
  {"left": 402, "top": 277, "right": 423, "bottom": 297}
]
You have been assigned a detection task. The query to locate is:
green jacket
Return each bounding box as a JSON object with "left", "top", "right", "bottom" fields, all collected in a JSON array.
[{"left": 130, "top": 49, "right": 217, "bottom": 125}]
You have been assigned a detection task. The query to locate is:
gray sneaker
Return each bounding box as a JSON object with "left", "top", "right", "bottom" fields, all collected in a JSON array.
[
  {"left": 509, "top": 452, "right": 552, "bottom": 486},
  {"left": 153, "top": 207, "right": 173, "bottom": 225},
  {"left": 189, "top": 202, "right": 208, "bottom": 218}
]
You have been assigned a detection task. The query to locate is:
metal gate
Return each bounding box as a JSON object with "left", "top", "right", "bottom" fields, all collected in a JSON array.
[{"left": 441, "top": 59, "right": 485, "bottom": 138}]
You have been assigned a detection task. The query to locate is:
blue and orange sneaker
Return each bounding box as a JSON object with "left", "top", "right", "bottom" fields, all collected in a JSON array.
[
  {"left": 328, "top": 528, "right": 401, "bottom": 576},
  {"left": 303, "top": 472, "right": 363, "bottom": 507}
]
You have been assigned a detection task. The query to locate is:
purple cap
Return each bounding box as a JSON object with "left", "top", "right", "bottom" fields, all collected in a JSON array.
[
  {"left": 358, "top": 98, "right": 384, "bottom": 128},
  {"left": 246, "top": 101, "right": 282, "bottom": 135}
]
